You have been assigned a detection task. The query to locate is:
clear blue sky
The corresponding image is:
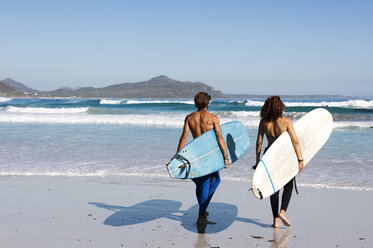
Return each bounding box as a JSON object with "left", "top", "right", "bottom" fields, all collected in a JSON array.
[{"left": 1, "top": 0, "right": 372, "bottom": 96}]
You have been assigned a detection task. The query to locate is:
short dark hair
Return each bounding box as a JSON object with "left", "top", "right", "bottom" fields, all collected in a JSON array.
[
  {"left": 260, "top": 96, "right": 285, "bottom": 121},
  {"left": 194, "top": 92, "right": 211, "bottom": 110}
]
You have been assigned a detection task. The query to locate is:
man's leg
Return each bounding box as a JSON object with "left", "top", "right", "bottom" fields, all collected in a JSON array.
[
  {"left": 197, "top": 175, "right": 212, "bottom": 217},
  {"left": 193, "top": 173, "right": 219, "bottom": 224},
  {"left": 192, "top": 178, "right": 202, "bottom": 205},
  {"left": 204, "top": 172, "right": 221, "bottom": 213},
  {"left": 192, "top": 175, "right": 210, "bottom": 218}
]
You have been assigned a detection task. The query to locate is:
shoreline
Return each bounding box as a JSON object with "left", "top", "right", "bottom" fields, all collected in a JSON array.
[
  {"left": 0, "top": 175, "right": 371, "bottom": 247},
  {"left": 2, "top": 173, "right": 373, "bottom": 192}
]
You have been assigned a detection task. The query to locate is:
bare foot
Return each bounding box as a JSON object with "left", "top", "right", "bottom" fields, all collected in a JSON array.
[
  {"left": 203, "top": 211, "right": 209, "bottom": 218},
  {"left": 278, "top": 211, "right": 291, "bottom": 227},
  {"left": 196, "top": 216, "right": 216, "bottom": 225},
  {"left": 272, "top": 217, "right": 281, "bottom": 228}
]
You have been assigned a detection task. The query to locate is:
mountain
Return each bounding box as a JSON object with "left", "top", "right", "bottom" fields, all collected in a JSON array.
[
  {"left": 0, "top": 75, "right": 225, "bottom": 98},
  {"left": 2, "top": 78, "right": 40, "bottom": 94},
  {"left": 47, "top": 75, "right": 226, "bottom": 98},
  {"left": 0, "top": 81, "right": 26, "bottom": 97}
]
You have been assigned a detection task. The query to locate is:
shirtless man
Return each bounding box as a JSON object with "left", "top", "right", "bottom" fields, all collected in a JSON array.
[{"left": 176, "top": 92, "right": 229, "bottom": 224}]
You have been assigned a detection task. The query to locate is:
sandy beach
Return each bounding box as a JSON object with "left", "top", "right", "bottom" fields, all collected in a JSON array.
[{"left": 0, "top": 175, "right": 371, "bottom": 248}]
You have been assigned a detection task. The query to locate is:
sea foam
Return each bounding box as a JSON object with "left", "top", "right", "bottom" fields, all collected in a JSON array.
[
  {"left": 99, "top": 99, "right": 125, "bottom": 104},
  {"left": 125, "top": 100, "right": 194, "bottom": 104},
  {"left": 0, "top": 110, "right": 371, "bottom": 129},
  {"left": 5, "top": 106, "right": 89, "bottom": 114},
  {"left": 243, "top": 99, "right": 373, "bottom": 108},
  {"left": 0, "top": 97, "right": 12, "bottom": 102}
]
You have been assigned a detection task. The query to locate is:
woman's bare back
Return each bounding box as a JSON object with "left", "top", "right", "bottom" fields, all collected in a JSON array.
[{"left": 261, "top": 117, "right": 291, "bottom": 146}]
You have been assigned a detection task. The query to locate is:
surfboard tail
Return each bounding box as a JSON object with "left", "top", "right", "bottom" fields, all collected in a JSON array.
[
  {"left": 251, "top": 184, "right": 263, "bottom": 199},
  {"left": 166, "top": 161, "right": 173, "bottom": 178}
]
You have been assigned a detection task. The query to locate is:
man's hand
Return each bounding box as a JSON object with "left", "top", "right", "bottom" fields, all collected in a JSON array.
[{"left": 224, "top": 158, "right": 230, "bottom": 168}]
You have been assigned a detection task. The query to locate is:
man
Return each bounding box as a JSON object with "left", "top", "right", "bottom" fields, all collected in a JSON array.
[{"left": 176, "top": 92, "right": 229, "bottom": 224}]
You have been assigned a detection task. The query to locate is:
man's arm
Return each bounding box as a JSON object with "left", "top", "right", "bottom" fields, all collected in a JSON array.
[
  {"left": 213, "top": 117, "right": 229, "bottom": 168},
  {"left": 177, "top": 116, "right": 190, "bottom": 153}
]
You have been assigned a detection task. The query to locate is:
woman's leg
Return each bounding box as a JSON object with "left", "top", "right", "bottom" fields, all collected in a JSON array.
[
  {"left": 270, "top": 191, "right": 279, "bottom": 219},
  {"left": 270, "top": 191, "right": 281, "bottom": 227},
  {"left": 278, "top": 179, "right": 294, "bottom": 226},
  {"left": 281, "top": 179, "right": 294, "bottom": 212}
]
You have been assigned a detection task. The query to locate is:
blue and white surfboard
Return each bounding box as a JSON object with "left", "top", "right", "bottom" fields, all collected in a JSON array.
[{"left": 167, "top": 121, "right": 250, "bottom": 179}]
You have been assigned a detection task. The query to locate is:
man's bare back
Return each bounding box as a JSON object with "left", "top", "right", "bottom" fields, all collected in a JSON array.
[
  {"left": 186, "top": 110, "right": 216, "bottom": 139},
  {"left": 177, "top": 108, "right": 229, "bottom": 168}
]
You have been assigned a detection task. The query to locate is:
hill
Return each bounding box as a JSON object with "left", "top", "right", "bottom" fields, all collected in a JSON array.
[
  {"left": 2, "top": 78, "right": 40, "bottom": 94},
  {"left": 0, "top": 81, "right": 28, "bottom": 97},
  {"left": 47, "top": 76, "right": 226, "bottom": 98}
]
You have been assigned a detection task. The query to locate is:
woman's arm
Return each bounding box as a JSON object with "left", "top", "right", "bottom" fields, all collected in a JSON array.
[
  {"left": 213, "top": 117, "right": 229, "bottom": 168},
  {"left": 255, "top": 120, "right": 264, "bottom": 168},
  {"left": 286, "top": 119, "right": 304, "bottom": 173}
]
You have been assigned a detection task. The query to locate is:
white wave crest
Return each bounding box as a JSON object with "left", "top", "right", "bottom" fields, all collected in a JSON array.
[
  {"left": 284, "top": 100, "right": 373, "bottom": 108},
  {"left": 0, "top": 170, "right": 112, "bottom": 177},
  {"left": 243, "top": 99, "right": 373, "bottom": 108},
  {"left": 333, "top": 121, "right": 373, "bottom": 130},
  {"left": 0, "top": 111, "right": 262, "bottom": 127},
  {"left": 125, "top": 100, "right": 194, "bottom": 104},
  {"left": 0, "top": 110, "right": 371, "bottom": 129},
  {"left": 0, "top": 97, "right": 12, "bottom": 102},
  {"left": 244, "top": 100, "right": 265, "bottom": 107},
  {"left": 223, "top": 111, "right": 260, "bottom": 117},
  {"left": 5, "top": 106, "right": 89, "bottom": 114},
  {"left": 99, "top": 99, "right": 124, "bottom": 104},
  {"left": 0, "top": 112, "right": 185, "bottom": 126},
  {"left": 0, "top": 170, "right": 171, "bottom": 178}
]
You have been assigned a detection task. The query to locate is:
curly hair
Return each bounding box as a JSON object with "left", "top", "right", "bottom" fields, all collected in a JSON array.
[
  {"left": 260, "top": 96, "right": 285, "bottom": 121},
  {"left": 194, "top": 92, "right": 211, "bottom": 110}
]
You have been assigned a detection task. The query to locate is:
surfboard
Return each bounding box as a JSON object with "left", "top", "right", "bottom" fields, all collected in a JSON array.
[
  {"left": 252, "top": 108, "right": 333, "bottom": 199},
  {"left": 167, "top": 121, "right": 250, "bottom": 179}
]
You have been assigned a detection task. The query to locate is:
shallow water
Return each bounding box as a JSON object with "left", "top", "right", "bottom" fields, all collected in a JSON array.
[{"left": 0, "top": 97, "right": 372, "bottom": 190}]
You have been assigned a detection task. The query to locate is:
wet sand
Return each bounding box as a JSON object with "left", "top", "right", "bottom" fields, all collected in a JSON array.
[{"left": 0, "top": 175, "right": 371, "bottom": 247}]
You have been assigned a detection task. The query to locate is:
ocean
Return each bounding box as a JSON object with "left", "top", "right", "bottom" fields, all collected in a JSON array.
[{"left": 0, "top": 96, "right": 372, "bottom": 191}]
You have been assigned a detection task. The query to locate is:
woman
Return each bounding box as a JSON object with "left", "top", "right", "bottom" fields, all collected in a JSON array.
[{"left": 255, "top": 96, "right": 304, "bottom": 228}]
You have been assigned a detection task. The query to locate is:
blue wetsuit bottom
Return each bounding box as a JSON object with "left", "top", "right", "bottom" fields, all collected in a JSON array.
[{"left": 192, "top": 171, "right": 221, "bottom": 217}]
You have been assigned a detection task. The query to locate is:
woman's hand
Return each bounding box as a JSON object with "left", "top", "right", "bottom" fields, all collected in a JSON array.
[{"left": 298, "top": 160, "right": 304, "bottom": 173}]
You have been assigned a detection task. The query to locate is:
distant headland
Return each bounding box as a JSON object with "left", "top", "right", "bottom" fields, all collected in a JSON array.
[
  {"left": 0, "top": 76, "right": 225, "bottom": 98},
  {"left": 0, "top": 75, "right": 353, "bottom": 99}
]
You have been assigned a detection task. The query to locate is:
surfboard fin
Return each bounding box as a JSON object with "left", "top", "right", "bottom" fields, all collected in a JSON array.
[
  {"left": 294, "top": 177, "right": 299, "bottom": 195},
  {"left": 258, "top": 189, "right": 263, "bottom": 199}
]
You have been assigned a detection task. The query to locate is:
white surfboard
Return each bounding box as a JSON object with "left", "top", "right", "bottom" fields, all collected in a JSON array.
[{"left": 252, "top": 108, "right": 333, "bottom": 199}]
